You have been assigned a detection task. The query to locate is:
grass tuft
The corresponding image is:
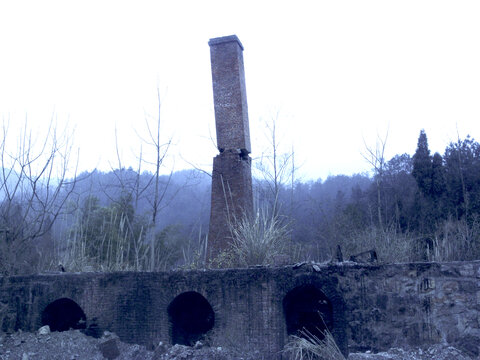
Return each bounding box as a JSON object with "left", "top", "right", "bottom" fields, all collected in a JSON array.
[
  {"left": 283, "top": 328, "right": 346, "bottom": 360},
  {"left": 228, "top": 207, "right": 290, "bottom": 267}
]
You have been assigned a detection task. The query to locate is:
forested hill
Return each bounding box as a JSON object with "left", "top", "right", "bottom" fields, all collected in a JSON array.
[
  {"left": 63, "top": 130, "right": 480, "bottom": 264},
  {"left": 66, "top": 168, "right": 212, "bottom": 233},
  {"left": 2, "top": 131, "right": 480, "bottom": 274},
  {"left": 286, "top": 131, "right": 480, "bottom": 263}
]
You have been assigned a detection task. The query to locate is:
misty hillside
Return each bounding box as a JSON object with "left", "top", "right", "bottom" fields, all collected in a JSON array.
[
  {"left": 64, "top": 168, "right": 212, "bottom": 233},
  {"left": 2, "top": 130, "right": 480, "bottom": 275}
]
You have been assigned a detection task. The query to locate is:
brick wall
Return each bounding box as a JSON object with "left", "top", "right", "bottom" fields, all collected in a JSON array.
[{"left": 1, "top": 261, "right": 479, "bottom": 358}]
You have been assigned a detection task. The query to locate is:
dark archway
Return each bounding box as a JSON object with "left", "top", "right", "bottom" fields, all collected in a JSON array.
[
  {"left": 167, "top": 291, "right": 215, "bottom": 346},
  {"left": 41, "top": 298, "right": 87, "bottom": 332},
  {"left": 283, "top": 285, "right": 333, "bottom": 340}
]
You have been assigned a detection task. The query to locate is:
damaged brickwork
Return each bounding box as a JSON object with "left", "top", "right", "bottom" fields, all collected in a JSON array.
[
  {"left": 207, "top": 35, "right": 254, "bottom": 261},
  {"left": 1, "top": 261, "right": 479, "bottom": 359}
]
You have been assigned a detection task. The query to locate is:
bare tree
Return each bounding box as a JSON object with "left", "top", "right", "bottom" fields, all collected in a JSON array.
[
  {"left": 362, "top": 131, "right": 389, "bottom": 231},
  {"left": 130, "top": 88, "right": 192, "bottom": 271},
  {"left": 141, "top": 89, "right": 172, "bottom": 270},
  {"left": 63, "top": 88, "right": 188, "bottom": 272},
  {"left": 0, "top": 118, "right": 78, "bottom": 274},
  {"left": 255, "top": 113, "right": 296, "bottom": 216}
]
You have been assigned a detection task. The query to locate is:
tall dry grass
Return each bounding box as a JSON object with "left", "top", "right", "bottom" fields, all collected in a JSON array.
[
  {"left": 227, "top": 207, "right": 290, "bottom": 267},
  {"left": 283, "top": 328, "right": 346, "bottom": 360},
  {"left": 341, "top": 225, "right": 415, "bottom": 263},
  {"left": 430, "top": 217, "right": 480, "bottom": 261},
  {"left": 55, "top": 210, "right": 193, "bottom": 272},
  {"left": 57, "top": 211, "right": 148, "bottom": 272}
]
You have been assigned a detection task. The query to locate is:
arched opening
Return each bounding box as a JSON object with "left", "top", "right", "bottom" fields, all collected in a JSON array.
[
  {"left": 41, "top": 298, "right": 87, "bottom": 332},
  {"left": 283, "top": 285, "right": 333, "bottom": 341},
  {"left": 167, "top": 291, "right": 214, "bottom": 346}
]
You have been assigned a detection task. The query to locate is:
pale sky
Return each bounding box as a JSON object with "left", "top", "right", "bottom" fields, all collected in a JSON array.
[{"left": 1, "top": 1, "right": 479, "bottom": 181}]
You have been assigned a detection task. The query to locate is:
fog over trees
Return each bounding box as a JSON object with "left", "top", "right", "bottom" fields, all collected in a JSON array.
[{"left": 1, "top": 128, "right": 480, "bottom": 274}]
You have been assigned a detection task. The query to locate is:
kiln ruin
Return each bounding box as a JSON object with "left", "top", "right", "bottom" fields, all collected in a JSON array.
[{"left": 0, "top": 36, "right": 479, "bottom": 359}]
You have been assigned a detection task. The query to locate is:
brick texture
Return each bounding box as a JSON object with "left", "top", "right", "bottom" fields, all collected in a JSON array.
[
  {"left": 2, "top": 262, "right": 480, "bottom": 358},
  {"left": 207, "top": 35, "right": 254, "bottom": 261}
]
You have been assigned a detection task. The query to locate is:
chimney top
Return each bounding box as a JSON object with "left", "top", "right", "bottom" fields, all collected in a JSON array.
[{"left": 208, "top": 35, "right": 244, "bottom": 50}]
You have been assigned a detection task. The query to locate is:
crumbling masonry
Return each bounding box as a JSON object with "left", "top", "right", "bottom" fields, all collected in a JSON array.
[
  {"left": 207, "top": 35, "right": 254, "bottom": 261},
  {"left": 2, "top": 262, "right": 480, "bottom": 358}
]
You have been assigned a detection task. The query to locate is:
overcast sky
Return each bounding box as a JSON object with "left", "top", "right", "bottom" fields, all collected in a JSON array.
[{"left": 1, "top": 1, "right": 479, "bottom": 181}]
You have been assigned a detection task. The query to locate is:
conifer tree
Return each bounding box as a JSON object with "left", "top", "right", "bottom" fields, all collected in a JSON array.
[
  {"left": 412, "top": 130, "right": 433, "bottom": 196},
  {"left": 431, "top": 152, "right": 446, "bottom": 199}
]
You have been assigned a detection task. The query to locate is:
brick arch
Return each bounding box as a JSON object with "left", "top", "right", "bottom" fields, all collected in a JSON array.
[
  {"left": 280, "top": 274, "right": 348, "bottom": 357},
  {"left": 167, "top": 291, "right": 215, "bottom": 346},
  {"left": 283, "top": 284, "right": 333, "bottom": 339},
  {"left": 41, "top": 297, "right": 86, "bottom": 332}
]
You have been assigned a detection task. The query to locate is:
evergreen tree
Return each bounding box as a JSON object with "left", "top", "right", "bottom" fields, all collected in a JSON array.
[
  {"left": 429, "top": 152, "right": 447, "bottom": 224},
  {"left": 431, "top": 152, "right": 446, "bottom": 199},
  {"left": 383, "top": 154, "right": 416, "bottom": 231},
  {"left": 412, "top": 130, "right": 433, "bottom": 196},
  {"left": 444, "top": 136, "right": 480, "bottom": 219}
]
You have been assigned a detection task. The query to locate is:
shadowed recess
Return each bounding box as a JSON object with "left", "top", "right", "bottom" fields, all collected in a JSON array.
[
  {"left": 167, "top": 291, "right": 215, "bottom": 346},
  {"left": 283, "top": 285, "right": 333, "bottom": 340},
  {"left": 41, "top": 298, "right": 87, "bottom": 332}
]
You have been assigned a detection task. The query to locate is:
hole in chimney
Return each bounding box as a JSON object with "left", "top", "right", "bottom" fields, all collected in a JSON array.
[
  {"left": 283, "top": 285, "right": 333, "bottom": 340},
  {"left": 239, "top": 149, "right": 249, "bottom": 161},
  {"left": 168, "top": 291, "right": 215, "bottom": 346},
  {"left": 41, "top": 298, "right": 87, "bottom": 332}
]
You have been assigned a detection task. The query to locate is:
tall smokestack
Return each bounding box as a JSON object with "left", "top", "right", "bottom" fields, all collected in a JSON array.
[{"left": 207, "top": 35, "right": 254, "bottom": 264}]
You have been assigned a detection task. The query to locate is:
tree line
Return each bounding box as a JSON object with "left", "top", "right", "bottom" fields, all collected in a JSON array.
[
  {"left": 1, "top": 126, "right": 479, "bottom": 275},
  {"left": 278, "top": 130, "right": 480, "bottom": 263}
]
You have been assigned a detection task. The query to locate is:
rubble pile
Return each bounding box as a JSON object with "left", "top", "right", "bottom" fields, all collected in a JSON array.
[{"left": 0, "top": 328, "right": 475, "bottom": 360}]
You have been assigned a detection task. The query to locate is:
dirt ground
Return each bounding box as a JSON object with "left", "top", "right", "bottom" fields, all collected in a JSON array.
[{"left": 0, "top": 328, "right": 476, "bottom": 360}]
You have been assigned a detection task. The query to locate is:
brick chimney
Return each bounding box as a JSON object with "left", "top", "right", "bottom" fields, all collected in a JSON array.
[{"left": 207, "top": 35, "right": 254, "bottom": 264}]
